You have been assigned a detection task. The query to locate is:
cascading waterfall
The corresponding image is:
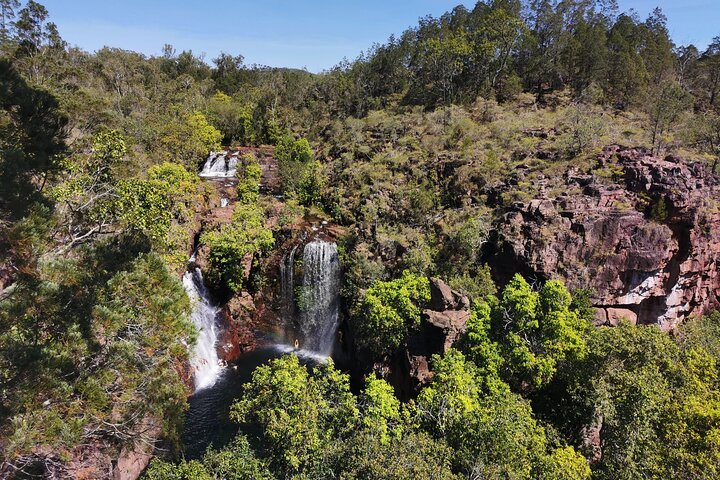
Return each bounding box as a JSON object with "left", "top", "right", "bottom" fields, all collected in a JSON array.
[
  {"left": 279, "top": 244, "right": 299, "bottom": 321},
  {"left": 182, "top": 240, "right": 340, "bottom": 456},
  {"left": 183, "top": 266, "right": 222, "bottom": 390},
  {"left": 298, "top": 239, "right": 341, "bottom": 355},
  {"left": 200, "top": 151, "right": 237, "bottom": 178}
]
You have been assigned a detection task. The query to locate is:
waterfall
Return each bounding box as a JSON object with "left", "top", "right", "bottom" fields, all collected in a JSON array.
[
  {"left": 279, "top": 244, "right": 299, "bottom": 321},
  {"left": 299, "top": 240, "right": 341, "bottom": 354},
  {"left": 199, "top": 151, "right": 237, "bottom": 178},
  {"left": 183, "top": 267, "right": 222, "bottom": 390}
]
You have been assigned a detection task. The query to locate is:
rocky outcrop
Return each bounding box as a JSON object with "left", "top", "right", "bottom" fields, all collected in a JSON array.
[
  {"left": 389, "top": 278, "right": 471, "bottom": 399},
  {"left": 488, "top": 145, "right": 720, "bottom": 330}
]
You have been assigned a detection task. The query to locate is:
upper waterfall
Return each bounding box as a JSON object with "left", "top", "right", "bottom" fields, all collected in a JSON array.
[
  {"left": 182, "top": 267, "right": 223, "bottom": 390},
  {"left": 200, "top": 151, "right": 237, "bottom": 178},
  {"left": 299, "top": 239, "right": 341, "bottom": 355}
]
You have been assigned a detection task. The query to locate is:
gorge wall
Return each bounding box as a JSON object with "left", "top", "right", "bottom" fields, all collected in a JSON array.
[{"left": 486, "top": 145, "right": 720, "bottom": 330}]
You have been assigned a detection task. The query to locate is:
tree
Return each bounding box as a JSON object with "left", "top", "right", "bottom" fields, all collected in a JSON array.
[
  {"left": 275, "top": 135, "right": 315, "bottom": 195},
  {"left": 464, "top": 275, "right": 590, "bottom": 391},
  {"left": 0, "top": 251, "right": 195, "bottom": 466},
  {"left": 416, "top": 350, "right": 589, "bottom": 480},
  {"left": 359, "top": 376, "right": 406, "bottom": 444},
  {"left": 570, "top": 322, "right": 677, "bottom": 479},
  {"left": 144, "top": 435, "right": 272, "bottom": 480},
  {"left": 50, "top": 129, "right": 127, "bottom": 251},
  {"left": 607, "top": 14, "right": 649, "bottom": 107},
  {"left": 410, "top": 30, "right": 472, "bottom": 105},
  {"left": 206, "top": 91, "right": 255, "bottom": 145},
  {"left": 640, "top": 8, "right": 675, "bottom": 84},
  {"left": 158, "top": 111, "right": 222, "bottom": 169},
  {"left": 645, "top": 81, "right": 693, "bottom": 154},
  {"left": 563, "top": 15, "right": 610, "bottom": 95},
  {"left": 354, "top": 271, "right": 431, "bottom": 356},
  {"left": 236, "top": 153, "right": 262, "bottom": 205},
  {"left": 698, "top": 36, "right": 720, "bottom": 107},
  {"left": 0, "top": 58, "right": 66, "bottom": 219},
  {"left": 296, "top": 159, "right": 325, "bottom": 207},
  {"left": 520, "top": 0, "right": 567, "bottom": 101},
  {"left": 466, "top": 2, "right": 527, "bottom": 99},
  {"left": 686, "top": 109, "right": 720, "bottom": 172},
  {"left": 13, "top": 0, "right": 48, "bottom": 52},
  {"left": 340, "top": 430, "right": 461, "bottom": 480},
  {"left": 230, "top": 355, "right": 358, "bottom": 478},
  {"left": 0, "top": 0, "right": 19, "bottom": 42},
  {"left": 200, "top": 203, "right": 273, "bottom": 293},
  {"left": 212, "top": 52, "right": 245, "bottom": 94}
]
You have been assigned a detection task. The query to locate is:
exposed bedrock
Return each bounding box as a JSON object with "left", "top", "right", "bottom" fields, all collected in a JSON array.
[
  {"left": 487, "top": 145, "right": 720, "bottom": 330},
  {"left": 388, "top": 278, "right": 471, "bottom": 399}
]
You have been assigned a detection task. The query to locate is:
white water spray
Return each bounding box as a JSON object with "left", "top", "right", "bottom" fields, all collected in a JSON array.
[
  {"left": 298, "top": 239, "right": 341, "bottom": 355},
  {"left": 199, "top": 151, "right": 237, "bottom": 178},
  {"left": 183, "top": 267, "right": 222, "bottom": 390}
]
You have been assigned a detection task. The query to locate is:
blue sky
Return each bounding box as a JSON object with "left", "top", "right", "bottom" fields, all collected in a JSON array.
[{"left": 41, "top": 1, "right": 719, "bottom": 73}]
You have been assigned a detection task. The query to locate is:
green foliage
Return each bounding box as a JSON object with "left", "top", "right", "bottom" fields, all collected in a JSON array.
[
  {"left": 236, "top": 153, "right": 261, "bottom": 205},
  {"left": 360, "top": 375, "right": 406, "bottom": 444},
  {"left": 4, "top": 1, "right": 720, "bottom": 476},
  {"left": 496, "top": 276, "right": 590, "bottom": 390},
  {"left": 339, "top": 430, "right": 460, "bottom": 480},
  {"left": 116, "top": 162, "right": 198, "bottom": 250},
  {"left": 416, "top": 350, "right": 589, "bottom": 480},
  {"left": 200, "top": 203, "right": 273, "bottom": 292},
  {"left": 91, "top": 128, "right": 127, "bottom": 166},
  {"left": 116, "top": 178, "right": 173, "bottom": 241},
  {"left": 159, "top": 111, "right": 222, "bottom": 169},
  {"left": 296, "top": 158, "right": 325, "bottom": 207},
  {"left": 354, "top": 271, "right": 431, "bottom": 356},
  {"left": 206, "top": 91, "right": 256, "bottom": 145},
  {"left": 461, "top": 299, "right": 505, "bottom": 393},
  {"left": 0, "top": 249, "right": 195, "bottom": 459},
  {"left": 275, "top": 135, "right": 316, "bottom": 196},
  {"left": 461, "top": 275, "right": 590, "bottom": 392},
  {"left": 570, "top": 322, "right": 677, "bottom": 479},
  {"left": 144, "top": 436, "right": 272, "bottom": 480},
  {"left": 646, "top": 81, "right": 693, "bottom": 154},
  {"left": 144, "top": 459, "right": 212, "bottom": 480},
  {"left": 230, "top": 355, "right": 358, "bottom": 478},
  {"left": 557, "top": 104, "right": 609, "bottom": 157},
  {"left": 0, "top": 58, "right": 66, "bottom": 218}
]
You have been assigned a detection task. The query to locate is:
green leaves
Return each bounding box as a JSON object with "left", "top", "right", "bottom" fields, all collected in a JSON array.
[
  {"left": 488, "top": 275, "right": 590, "bottom": 390},
  {"left": 236, "top": 153, "right": 261, "bottom": 205},
  {"left": 0, "top": 249, "right": 195, "bottom": 459},
  {"left": 354, "top": 271, "right": 431, "bottom": 356},
  {"left": 158, "top": 111, "right": 222, "bottom": 169},
  {"left": 231, "top": 355, "right": 358, "bottom": 478},
  {"left": 200, "top": 203, "right": 273, "bottom": 293},
  {"left": 416, "top": 349, "right": 588, "bottom": 480},
  {"left": 275, "top": 135, "right": 326, "bottom": 206},
  {"left": 360, "top": 376, "right": 406, "bottom": 444}
]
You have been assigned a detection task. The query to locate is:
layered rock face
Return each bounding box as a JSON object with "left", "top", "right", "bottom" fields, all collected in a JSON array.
[{"left": 489, "top": 145, "right": 720, "bottom": 330}]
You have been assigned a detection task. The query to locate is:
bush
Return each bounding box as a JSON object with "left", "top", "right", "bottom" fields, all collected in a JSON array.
[
  {"left": 200, "top": 204, "right": 273, "bottom": 292},
  {"left": 237, "top": 153, "right": 262, "bottom": 205},
  {"left": 354, "top": 271, "right": 431, "bottom": 356}
]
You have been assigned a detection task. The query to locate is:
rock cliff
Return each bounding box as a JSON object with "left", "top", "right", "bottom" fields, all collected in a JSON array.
[{"left": 487, "top": 145, "right": 720, "bottom": 330}]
